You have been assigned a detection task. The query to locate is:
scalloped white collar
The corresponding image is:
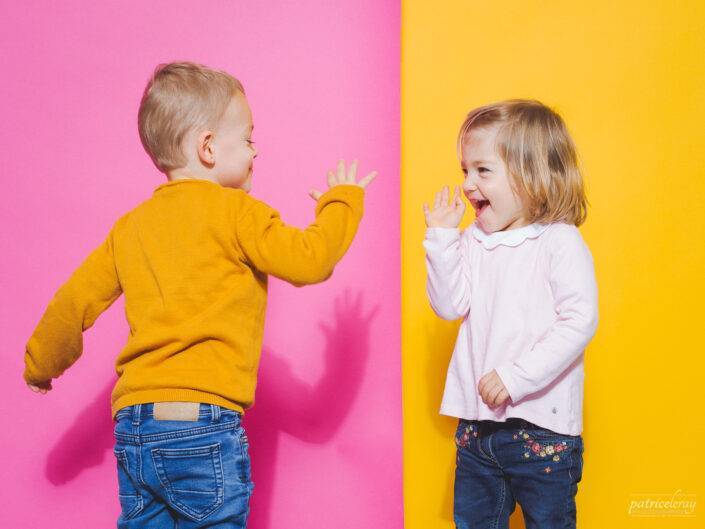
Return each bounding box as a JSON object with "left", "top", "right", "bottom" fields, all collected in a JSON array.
[{"left": 472, "top": 221, "right": 551, "bottom": 249}]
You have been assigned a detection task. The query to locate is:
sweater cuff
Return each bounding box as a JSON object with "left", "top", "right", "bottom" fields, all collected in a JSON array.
[
  {"left": 23, "top": 363, "right": 50, "bottom": 387},
  {"left": 494, "top": 364, "right": 526, "bottom": 404},
  {"left": 315, "top": 184, "right": 365, "bottom": 218},
  {"left": 425, "top": 226, "right": 461, "bottom": 239},
  {"left": 423, "top": 227, "right": 461, "bottom": 256}
]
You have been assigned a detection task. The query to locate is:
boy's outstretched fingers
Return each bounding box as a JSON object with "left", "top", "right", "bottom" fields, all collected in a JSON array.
[
  {"left": 347, "top": 159, "right": 358, "bottom": 183},
  {"left": 357, "top": 170, "right": 377, "bottom": 188},
  {"left": 337, "top": 159, "right": 346, "bottom": 182},
  {"left": 309, "top": 160, "right": 378, "bottom": 201}
]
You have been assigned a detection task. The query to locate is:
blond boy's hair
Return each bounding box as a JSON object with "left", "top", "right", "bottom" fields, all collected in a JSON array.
[
  {"left": 138, "top": 61, "right": 244, "bottom": 173},
  {"left": 457, "top": 99, "right": 588, "bottom": 226}
]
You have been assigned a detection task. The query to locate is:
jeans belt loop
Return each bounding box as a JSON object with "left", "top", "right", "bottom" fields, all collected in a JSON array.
[{"left": 132, "top": 403, "right": 142, "bottom": 427}]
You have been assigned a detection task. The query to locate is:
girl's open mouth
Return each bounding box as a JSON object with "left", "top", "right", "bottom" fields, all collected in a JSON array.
[{"left": 474, "top": 199, "right": 490, "bottom": 216}]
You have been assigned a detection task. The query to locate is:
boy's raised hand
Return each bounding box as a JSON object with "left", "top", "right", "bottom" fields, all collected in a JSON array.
[
  {"left": 309, "top": 159, "right": 378, "bottom": 201},
  {"left": 423, "top": 185, "right": 466, "bottom": 228}
]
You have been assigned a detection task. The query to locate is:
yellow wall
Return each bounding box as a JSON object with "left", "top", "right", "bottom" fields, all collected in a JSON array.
[{"left": 401, "top": 1, "right": 704, "bottom": 527}]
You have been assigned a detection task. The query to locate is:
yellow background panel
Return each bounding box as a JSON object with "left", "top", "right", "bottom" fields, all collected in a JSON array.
[{"left": 401, "top": 2, "right": 704, "bottom": 527}]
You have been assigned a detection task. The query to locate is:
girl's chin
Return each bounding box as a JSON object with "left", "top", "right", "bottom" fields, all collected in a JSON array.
[
  {"left": 478, "top": 220, "right": 496, "bottom": 233},
  {"left": 476, "top": 210, "right": 494, "bottom": 231},
  {"left": 478, "top": 216, "right": 507, "bottom": 234}
]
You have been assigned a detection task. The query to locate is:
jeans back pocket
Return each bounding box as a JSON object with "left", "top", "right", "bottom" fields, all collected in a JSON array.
[
  {"left": 114, "top": 448, "right": 144, "bottom": 520},
  {"left": 151, "top": 443, "right": 225, "bottom": 522}
]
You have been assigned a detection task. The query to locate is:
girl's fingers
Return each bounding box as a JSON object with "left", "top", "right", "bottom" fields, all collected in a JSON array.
[
  {"left": 441, "top": 186, "right": 449, "bottom": 207},
  {"left": 487, "top": 385, "right": 498, "bottom": 405},
  {"left": 477, "top": 376, "right": 487, "bottom": 394},
  {"left": 327, "top": 170, "right": 336, "bottom": 188},
  {"left": 457, "top": 199, "right": 466, "bottom": 214},
  {"left": 357, "top": 171, "right": 377, "bottom": 188},
  {"left": 488, "top": 383, "right": 502, "bottom": 405},
  {"left": 493, "top": 389, "right": 506, "bottom": 406},
  {"left": 434, "top": 191, "right": 441, "bottom": 210},
  {"left": 347, "top": 159, "right": 358, "bottom": 183},
  {"left": 455, "top": 187, "right": 465, "bottom": 210},
  {"left": 309, "top": 189, "right": 322, "bottom": 201},
  {"left": 483, "top": 385, "right": 495, "bottom": 405}
]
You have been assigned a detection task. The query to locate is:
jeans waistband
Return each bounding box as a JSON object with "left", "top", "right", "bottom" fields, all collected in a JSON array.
[
  {"left": 114, "top": 402, "right": 239, "bottom": 424},
  {"left": 461, "top": 417, "right": 540, "bottom": 432}
]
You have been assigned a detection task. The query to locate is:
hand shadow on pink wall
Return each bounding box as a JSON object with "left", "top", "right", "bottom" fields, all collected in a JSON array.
[
  {"left": 43, "top": 289, "right": 378, "bottom": 529},
  {"left": 246, "top": 289, "right": 378, "bottom": 528}
]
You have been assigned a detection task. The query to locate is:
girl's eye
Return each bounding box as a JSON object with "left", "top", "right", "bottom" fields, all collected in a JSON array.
[
  {"left": 461, "top": 167, "right": 489, "bottom": 176},
  {"left": 247, "top": 140, "right": 255, "bottom": 145}
]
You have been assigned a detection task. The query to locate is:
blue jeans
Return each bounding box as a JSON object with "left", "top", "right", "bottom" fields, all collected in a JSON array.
[
  {"left": 454, "top": 418, "right": 584, "bottom": 529},
  {"left": 112, "top": 403, "right": 254, "bottom": 528}
]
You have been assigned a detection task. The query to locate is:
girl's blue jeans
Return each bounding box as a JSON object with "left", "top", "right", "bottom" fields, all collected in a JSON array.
[
  {"left": 112, "top": 403, "right": 253, "bottom": 528},
  {"left": 454, "top": 417, "right": 584, "bottom": 529}
]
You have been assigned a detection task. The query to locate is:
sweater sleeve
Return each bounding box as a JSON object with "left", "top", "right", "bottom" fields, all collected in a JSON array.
[
  {"left": 422, "top": 227, "right": 471, "bottom": 320},
  {"left": 234, "top": 184, "right": 364, "bottom": 286},
  {"left": 494, "top": 226, "right": 599, "bottom": 403},
  {"left": 24, "top": 226, "right": 123, "bottom": 386}
]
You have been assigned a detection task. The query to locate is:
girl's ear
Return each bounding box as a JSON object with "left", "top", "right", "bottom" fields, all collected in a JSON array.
[{"left": 196, "top": 130, "right": 216, "bottom": 166}]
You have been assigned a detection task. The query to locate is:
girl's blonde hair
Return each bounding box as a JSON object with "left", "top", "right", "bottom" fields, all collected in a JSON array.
[
  {"left": 138, "top": 61, "right": 244, "bottom": 173},
  {"left": 457, "top": 99, "right": 588, "bottom": 226}
]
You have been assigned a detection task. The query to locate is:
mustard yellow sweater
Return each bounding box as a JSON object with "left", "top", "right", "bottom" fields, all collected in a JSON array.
[{"left": 24, "top": 179, "right": 365, "bottom": 419}]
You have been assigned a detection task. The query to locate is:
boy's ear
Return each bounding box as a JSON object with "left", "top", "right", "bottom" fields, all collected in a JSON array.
[{"left": 196, "top": 130, "right": 216, "bottom": 166}]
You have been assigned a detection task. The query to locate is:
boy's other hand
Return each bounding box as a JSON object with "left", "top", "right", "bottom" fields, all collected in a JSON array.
[
  {"left": 423, "top": 185, "right": 466, "bottom": 228},
  {"left": 309, "top": 159, "right": 378, "bottom": 201},
  {"left": 27, "top": 381, "right": 52, "bottom": 394}
]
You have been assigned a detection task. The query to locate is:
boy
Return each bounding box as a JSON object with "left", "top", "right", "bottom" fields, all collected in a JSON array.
[{"left": 24, "top": 61, "right": 376, "bottom": 527}]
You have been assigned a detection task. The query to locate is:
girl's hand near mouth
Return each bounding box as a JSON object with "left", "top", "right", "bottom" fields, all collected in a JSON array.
[{"left": 424, "top": 185, "right": 466, "bottom": 228}]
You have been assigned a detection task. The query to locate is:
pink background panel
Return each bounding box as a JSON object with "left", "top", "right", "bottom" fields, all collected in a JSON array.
[{"left": 0, "top": 2, "right": 401, "bottom": 528}]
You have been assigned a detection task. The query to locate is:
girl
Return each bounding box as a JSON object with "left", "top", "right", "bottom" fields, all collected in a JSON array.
[{"left": 422, "top": 99, "right": 599, "bottom": 529}]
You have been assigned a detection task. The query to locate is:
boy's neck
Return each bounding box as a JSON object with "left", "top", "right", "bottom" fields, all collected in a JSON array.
[{"left": 167, "top": 167, "right": 217, "bottom": 184}]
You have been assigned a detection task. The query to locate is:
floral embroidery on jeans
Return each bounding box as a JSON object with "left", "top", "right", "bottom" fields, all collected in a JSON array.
[
  {"left": 513, "top": 429, "right": 568, "bottom": 470},
  {"left": 456, "top": 424, "right": 479, "bottom": 448}
]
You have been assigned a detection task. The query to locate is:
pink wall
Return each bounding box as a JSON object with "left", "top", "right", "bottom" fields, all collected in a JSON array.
[{"left": 0, "top": 2, "right": 400, "bottom": 528}]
